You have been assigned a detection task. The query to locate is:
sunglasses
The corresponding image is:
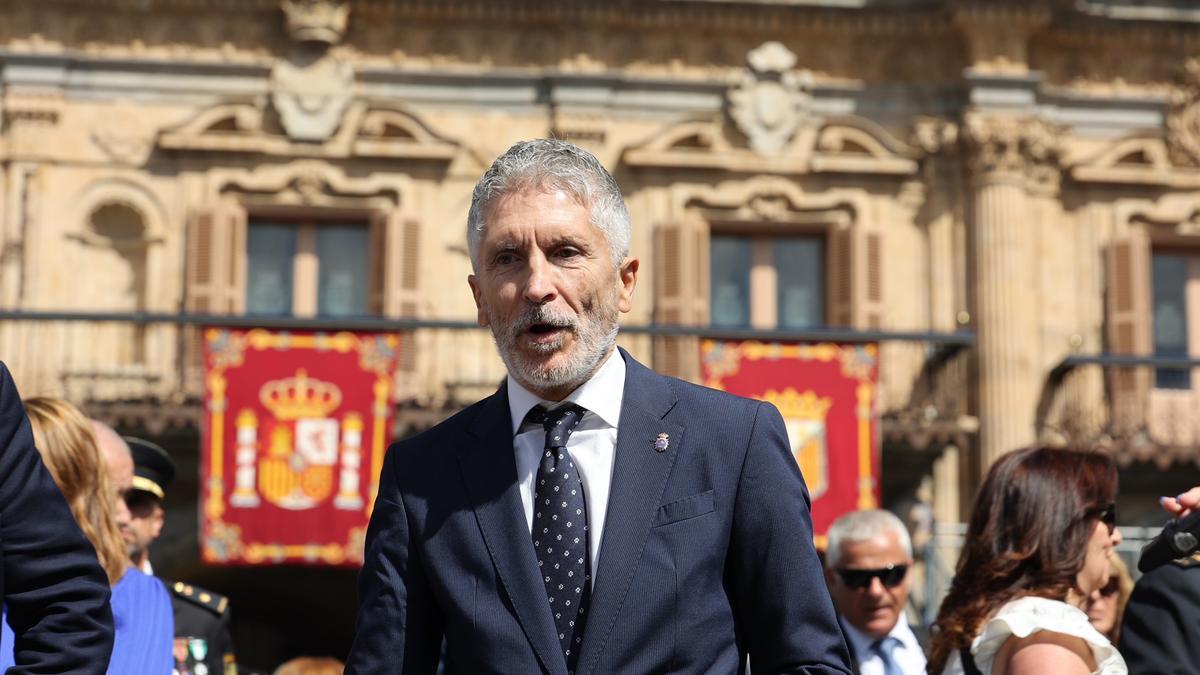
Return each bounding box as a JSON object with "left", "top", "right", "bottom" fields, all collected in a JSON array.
[
  {"left": 1090, "top": 503, "right": 1117, "bottom": 534},
  {"left": 836, "top": 564, "right": 908, "bottom": 590},
  {"left": 1097, "top": 576, "right": 1121, "bottom": 597}
]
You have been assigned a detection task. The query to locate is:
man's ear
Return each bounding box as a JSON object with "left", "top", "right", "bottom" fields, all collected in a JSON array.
[
  {"left": 468, "top": 274, "right": 489, "bottom": 327},
  {"left": 617, "top": 257, "right": 639, "bottom": 313}
]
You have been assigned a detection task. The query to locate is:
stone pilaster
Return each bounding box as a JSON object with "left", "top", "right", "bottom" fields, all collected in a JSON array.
[{"left": 963, "top": 112, "right": 1062, "bottom": 472}]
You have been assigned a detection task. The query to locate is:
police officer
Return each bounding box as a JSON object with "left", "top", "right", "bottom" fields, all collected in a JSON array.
[{"left": 126, "top": 437, "right": 237, "bottom": 675}]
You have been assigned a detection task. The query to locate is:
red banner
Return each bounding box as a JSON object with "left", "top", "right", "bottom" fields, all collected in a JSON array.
[
  {"left": 201, "top": 329, "right": 400, "bottom": 567},
  {"left": 701, "top": 341, "right": 880, "bottom": 548}
]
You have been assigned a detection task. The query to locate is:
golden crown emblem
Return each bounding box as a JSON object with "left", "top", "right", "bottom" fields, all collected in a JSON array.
[
  {"left": 260, "top": 369, "right": 342, "bottom": 420},
  {"left": 762, "top": 388, "right": 834, "bottom": 421}
]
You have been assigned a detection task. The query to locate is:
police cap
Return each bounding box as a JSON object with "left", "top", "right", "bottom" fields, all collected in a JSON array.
[{"left": 125, "top": 436, "right": 176, "bottom": 500}]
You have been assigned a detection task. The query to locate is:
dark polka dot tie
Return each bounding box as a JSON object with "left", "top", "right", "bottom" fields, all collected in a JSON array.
[{"left": 525, "top": 403, "right": 590, "bottom": 672}]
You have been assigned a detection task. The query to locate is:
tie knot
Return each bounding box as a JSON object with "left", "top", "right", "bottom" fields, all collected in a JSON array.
[
  {"left": 524, "top": 404, "right": 587, "bottom": 449},
  {"left": 871, "top": 636, "right": 900, "bottom": 660}
]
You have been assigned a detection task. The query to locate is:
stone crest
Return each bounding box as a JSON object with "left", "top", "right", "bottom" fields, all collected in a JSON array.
[
  {"left": 1167, "top": 57, "right": 1200, "bottom": 168},
  {"left": 280, "top": 0, "right": 349, "bottom": 46},
  {"left": 272, "top": 0, "right": 354, "bottom": 142},
  {"left": 727, "top": 42, "right": 813, "bottom": 156}
]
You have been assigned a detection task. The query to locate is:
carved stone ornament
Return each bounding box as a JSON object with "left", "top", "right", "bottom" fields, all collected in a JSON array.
[
  {"left": 280, "top": 0, "right": 349, "bottom": 46},
  {"left": 962, "top": 111, "right": 1062, "bottom": 185},
  {"left": 271, "top": 52, "right": 355, "bottom": 142},
  {"left": 1167, "top": 58, "right": 1200, "bottom": 168},
  {"left": 90, "top": 102, "right": 155, "bottom": 166},
  {"left": 728, "top": 42, "right": 813, "bottom": 156}
]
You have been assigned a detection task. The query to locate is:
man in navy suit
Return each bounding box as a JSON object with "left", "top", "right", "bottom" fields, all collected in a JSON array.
[
  {"left": 346, "top": 139, "right": 852, "bottom": 674},
  {"left": 0, "top": 361, "right": 115, "bottom": 672}
]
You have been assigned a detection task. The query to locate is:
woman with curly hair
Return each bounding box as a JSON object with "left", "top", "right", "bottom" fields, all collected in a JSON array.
[
  {"left": 929, "top": 446, "right": 1126, "bottom": 675},
  {"left": 0, "top": 396, "right": 173, "bottom": 674}
]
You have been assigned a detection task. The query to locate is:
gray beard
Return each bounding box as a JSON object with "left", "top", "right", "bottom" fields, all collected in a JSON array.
[{"left": 487, "top": 297, "right": 619, "bottom": 397}]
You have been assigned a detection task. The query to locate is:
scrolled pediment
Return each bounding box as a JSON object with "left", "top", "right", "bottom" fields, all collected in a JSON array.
[
  {"left": 621, "top": 114, "right": 917, "bottom": 178},
  {"left": 159, "top": 103, "right": 265, "bottom": 152},
  {"left": 1070, "top": 133, "right": 1200, "bottom": 188},
  {"left": 156, "top": 100, "right": 462, "bottom": 163},
  {"left": 812, "top": 117, "right": 918, "bottom": 175}
]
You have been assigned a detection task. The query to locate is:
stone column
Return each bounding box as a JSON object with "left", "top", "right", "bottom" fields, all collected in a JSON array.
[{"left": 964, "top": 113, "right": 1061, "bottom": 472}]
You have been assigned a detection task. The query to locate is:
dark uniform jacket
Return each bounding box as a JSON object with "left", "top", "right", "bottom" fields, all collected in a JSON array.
[
  {"left": 1121, "top": 552, "right": 1200, "bottom": 675},
  {"left": 0, "top": 361, "right": 115, "bottom": 672},
  {"left": 168, "top": 580, "right": 236, "bottom": 675}
]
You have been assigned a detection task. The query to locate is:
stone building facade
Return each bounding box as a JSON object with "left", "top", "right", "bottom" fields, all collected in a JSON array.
[{"left": 3, "top": 0, "right": 1200, "bottom": 666}]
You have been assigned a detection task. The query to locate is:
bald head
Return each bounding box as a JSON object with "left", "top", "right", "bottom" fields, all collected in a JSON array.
[{"left": 90, "top": 419, "right": 133, "bottom": 492}]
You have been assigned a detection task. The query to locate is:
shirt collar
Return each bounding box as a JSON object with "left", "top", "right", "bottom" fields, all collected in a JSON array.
[
  {"left": 506, "top": 348, "right": 625, "bottom": 436},
  {"left": 840, "top": 616, "right": 922, "bottom": 659}
]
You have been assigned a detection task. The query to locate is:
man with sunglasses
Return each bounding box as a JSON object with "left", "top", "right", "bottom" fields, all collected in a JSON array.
[{"left": 824, "top": 510, "right": 926, "bottom": 675}]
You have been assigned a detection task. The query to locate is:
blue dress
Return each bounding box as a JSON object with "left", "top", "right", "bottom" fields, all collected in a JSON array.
[{"left": 2, "top": 567, "right": 173, "bottom": 674}]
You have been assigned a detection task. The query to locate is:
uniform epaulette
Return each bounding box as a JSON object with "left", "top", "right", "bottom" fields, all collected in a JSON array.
[
  {"left": 170, "top": 581, "right": 230, "bottom": 615},
  {"left": 1170, "top": 551, "right": 1200, "bottom": 568}
]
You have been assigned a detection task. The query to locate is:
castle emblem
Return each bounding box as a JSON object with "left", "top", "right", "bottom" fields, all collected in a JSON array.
[
  {"left": 228, "top": 369, "right": 366, "bottom": 511},
  {"left": 764, "top": 388, "right": 833, "bottom": 500}
]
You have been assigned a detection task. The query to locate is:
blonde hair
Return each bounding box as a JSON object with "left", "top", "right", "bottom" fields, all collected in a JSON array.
[
  {"left": 1106, "top": 554, "right": 1135, "bottom": 643},
  {"left": 273, "top": 656, "right": 344, "bottom": 675},
  {"left": 23, "top": 397, "right": 129, "bottom": 585}
]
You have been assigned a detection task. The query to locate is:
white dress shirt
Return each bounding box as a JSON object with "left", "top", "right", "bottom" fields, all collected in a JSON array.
[
  {"left": 507, "top": 348, "right": 625, "bottom": 588},
  {"left": 841, "top": 618, "right": 927, "bottom": 675}
]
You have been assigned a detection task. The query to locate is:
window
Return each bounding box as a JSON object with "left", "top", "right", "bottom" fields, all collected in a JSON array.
[
  {"left": 710, "top": 233, "right": 824, "bottom": 329},
  {"left": 246, "top": 220, "right": 370, "bottom": 317},
  {"left": 1151, "top": 251, "right": 1198, "bottom": 389}
]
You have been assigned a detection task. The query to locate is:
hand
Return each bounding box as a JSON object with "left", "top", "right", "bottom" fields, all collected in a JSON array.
[{"left": 1161, "top": 487, "right": 1200, "bottom": 518}]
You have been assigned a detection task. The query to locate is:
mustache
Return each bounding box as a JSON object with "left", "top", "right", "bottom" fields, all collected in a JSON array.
[{"left": 511, "top": 304, "right": 579, "bottom": 333}]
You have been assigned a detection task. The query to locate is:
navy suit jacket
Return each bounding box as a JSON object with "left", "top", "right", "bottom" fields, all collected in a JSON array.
[
  {"left": 347, "top": 350, "right": 852, "bottom": 674},
  {"left": 0, "top": 361, "right": 115, "bottom": 673}
]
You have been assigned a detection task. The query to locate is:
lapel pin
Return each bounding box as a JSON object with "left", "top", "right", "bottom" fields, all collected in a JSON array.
[{"left": 654, "top": 432, "right": 670, "bottom": 453}]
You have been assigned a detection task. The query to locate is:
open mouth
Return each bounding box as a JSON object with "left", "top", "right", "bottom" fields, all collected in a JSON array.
[{"left": 526, "top": 322, "right": 568, "bottom": 342}]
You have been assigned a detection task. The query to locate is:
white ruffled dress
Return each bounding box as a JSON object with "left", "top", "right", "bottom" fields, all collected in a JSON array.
[{"left": 940, "top": 596, "right": 1127, "bottom": 675}]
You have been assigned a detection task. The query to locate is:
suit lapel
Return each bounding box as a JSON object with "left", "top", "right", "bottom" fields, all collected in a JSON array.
[
  {"left": 457, "top": 387, "right": 566, "bottom": 675},
  {"left": 576, "top": 350, "right": 682, "bottom": 675}
]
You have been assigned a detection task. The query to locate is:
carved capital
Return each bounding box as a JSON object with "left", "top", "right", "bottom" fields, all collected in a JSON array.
[
  {"left": 1167, "top": 58, "right": 1200, "bottom": 168},
  {"left": 962, "top": 112, "right": 1062, "bottom": 188}
]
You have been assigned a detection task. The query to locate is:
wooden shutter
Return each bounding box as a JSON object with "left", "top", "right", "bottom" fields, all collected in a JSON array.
[
  {"left": 184, "top": 203, "right": 247, "bottom": 391},
  {"left": 185, "top": 204, "right": 246, "bottom": 314},
  {"left": 397, "top": 217, "right": 421, "bottom": 318},
  {"left": 653, "top": 220, "right": 705, "bottom": 381},
  {"left": 368, "top": 211, "right": 388, "bottom": 315},
  {"left": 1106, "top": 230, "right": 1152, "bottom": 433},
  {"left": 826, "top": 226, "right": 882, "bottom": 329},
  {"left": 864, "top": 231, "right": 883, "bottom": 329}
]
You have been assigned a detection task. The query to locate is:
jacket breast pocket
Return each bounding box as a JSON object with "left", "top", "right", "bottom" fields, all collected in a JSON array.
[{"left": 653, "top": 489, "right": 714, "bottom": 527}]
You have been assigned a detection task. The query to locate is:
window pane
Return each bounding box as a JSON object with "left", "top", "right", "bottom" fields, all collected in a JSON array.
[
  {"left": 774, "top": 237, "right": 824, "bottom": 329},
  {"left": 246, "top": 224, "right": 295, "bottom": 315},
  {"left": 710, "top": 236, "right": 752, "bottom": 328},
  {"left": 317, "top": 224, "right": 369, "bottom": 317},
  {"left": 1152, "top": 253, "right": 1190, "bottom": 389}
]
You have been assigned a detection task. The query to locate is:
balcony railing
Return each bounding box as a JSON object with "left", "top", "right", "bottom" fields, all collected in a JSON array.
[{"left": 0, "top": 309, "right": 976, "bottom": 427}]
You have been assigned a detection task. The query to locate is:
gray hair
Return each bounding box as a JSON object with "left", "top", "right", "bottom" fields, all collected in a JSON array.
[
  {"left": 825, "top": 509, "right": 913, "bottom": 570},
  {"left": 466, "top": 139, "right": 631, "bottom": 271}
]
